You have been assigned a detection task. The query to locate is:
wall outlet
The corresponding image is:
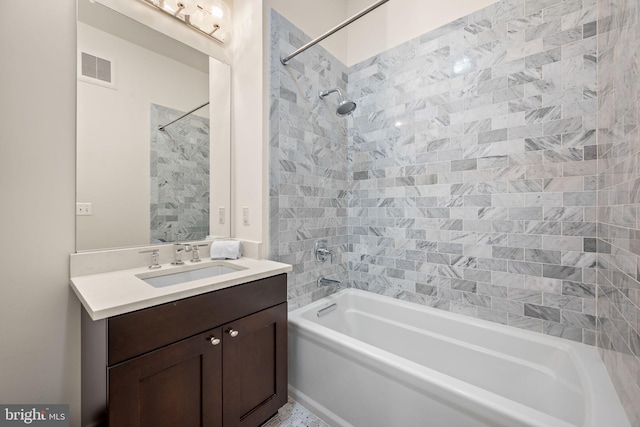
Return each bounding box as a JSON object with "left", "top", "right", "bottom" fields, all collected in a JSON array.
[
  {"left": 218, "top": 207, "right": 225, "bottom": 225},
  {"left": 242, "top": 206, "right": 249, "bottom": 226},
  {"left": 76, "top": 202, "right": 92, "bottom": 216}
]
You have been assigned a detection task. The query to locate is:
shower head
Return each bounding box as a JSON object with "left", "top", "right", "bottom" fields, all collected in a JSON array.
[{"left": 319, "top": 88, "right": 356, "bottom": 117}]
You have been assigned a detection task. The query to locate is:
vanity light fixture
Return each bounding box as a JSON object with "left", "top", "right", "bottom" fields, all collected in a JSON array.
[{"left": 140, "top": 0, "right": 231, "bottom": 43}]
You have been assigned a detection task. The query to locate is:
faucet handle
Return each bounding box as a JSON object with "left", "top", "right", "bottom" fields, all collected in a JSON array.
[
  {"left": 139, "top": 249, "right": 161, "bottom": 269},
  {"left": 315, "top": 239, "right": 333, "bottom": 263},
  {"left": 190, "top": 243, "right": 209, "bottom": 263}
]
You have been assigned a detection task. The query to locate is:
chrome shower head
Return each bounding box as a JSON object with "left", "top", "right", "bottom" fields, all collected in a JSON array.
[{"left": 319, "top": 88, "right": 356, "bottom": 117}]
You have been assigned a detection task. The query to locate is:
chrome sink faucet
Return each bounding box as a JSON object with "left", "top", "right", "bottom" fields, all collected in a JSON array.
[
  {"left": 171, "top": 232, "right": 192, "bottom": 265},
  {"left": 172, "top": 243, "right": 192, "bottom": 265}
]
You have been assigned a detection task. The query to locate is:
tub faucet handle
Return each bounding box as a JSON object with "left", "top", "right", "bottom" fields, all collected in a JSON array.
[{"left": 315, "top": 239, "right": 333, "bottom": 263}]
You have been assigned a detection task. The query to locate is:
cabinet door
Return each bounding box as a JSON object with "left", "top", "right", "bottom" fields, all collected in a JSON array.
[
  {"left": 222, "top": 303, "right": 288, "bottom": 427},
  {"left": 108, "top": 328, "right": 223, "bottom": 427}
]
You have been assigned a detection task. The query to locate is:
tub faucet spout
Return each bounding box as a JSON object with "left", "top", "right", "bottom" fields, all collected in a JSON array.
[{"left": 317, "top": 276, "right": 341, "bottom": 288}]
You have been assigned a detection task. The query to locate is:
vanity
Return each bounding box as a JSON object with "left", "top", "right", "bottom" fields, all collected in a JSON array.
[
  {"left": 72, "top": 0, "right": 291, "bottom": 424},
  {"left": 71, "top": 255, "right": 292, "bottom": 427}
]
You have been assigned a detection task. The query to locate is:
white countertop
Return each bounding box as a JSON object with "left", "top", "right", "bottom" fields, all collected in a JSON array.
[{"left": 71, "top": 257, "right": 292, "bottom": 320}]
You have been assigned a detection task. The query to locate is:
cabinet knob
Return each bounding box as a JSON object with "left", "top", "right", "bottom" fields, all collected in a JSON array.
[
  {"left": 227, "top": 329, "right": 239, "bottom": 338},
  {"left": 209, "top": 337, "right": 221, "bottom": 346}
]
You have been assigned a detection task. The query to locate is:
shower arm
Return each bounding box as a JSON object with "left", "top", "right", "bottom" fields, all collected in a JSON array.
[
  {"left": 280, "top": 0, "right": 390, "bottom": 65},
  {"left": 319, "top": 88, "right": 344, "bottom": 100},
  {"left": 158, "top": 101, "right": 210, "bottom": 131}
]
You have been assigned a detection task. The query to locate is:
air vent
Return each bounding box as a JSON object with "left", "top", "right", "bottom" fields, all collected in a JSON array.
[{"left": 81, "top": 52, "right": 112, "bottom": 83}]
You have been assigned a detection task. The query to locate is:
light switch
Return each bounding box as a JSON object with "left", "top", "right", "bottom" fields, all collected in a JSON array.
[
  {"left": 242, "top": 206, "right": 249, "bottom": 226},
  {"left": 76, "top": 202, "right": 92, "bottom": 216}
]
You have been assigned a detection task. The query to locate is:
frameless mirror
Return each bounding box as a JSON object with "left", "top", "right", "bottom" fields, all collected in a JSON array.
[{"left": 76, "top": 0, "right": 230, "bottom": 251}]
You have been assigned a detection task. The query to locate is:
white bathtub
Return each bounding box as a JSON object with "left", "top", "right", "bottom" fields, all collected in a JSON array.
[{"left": 288, "top": 289, "right": 630, "bottom": 427}]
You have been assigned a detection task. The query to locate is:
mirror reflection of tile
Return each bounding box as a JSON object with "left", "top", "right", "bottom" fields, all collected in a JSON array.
[{"left": 150, "top": 103, "right": 210, "bottom": 243}]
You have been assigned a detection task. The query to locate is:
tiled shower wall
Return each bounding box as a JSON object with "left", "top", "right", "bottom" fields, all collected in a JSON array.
[
  {"left": 597, "top": 0, "right": 640, "bottom": 423},
  {"left": 270, "top": 1, "right": 599, "bottom": 332},
  {"left": 349, "top": 0, "right": 599, "bottom": 344},
  {"left": 269, "top": 10, "right": 350, "bottom": 309},
  {"left": 270, "top": 0, "right": 639, "bottom": 421},
  {"left": 150, "top": 103, "right": 210, "bottom": 243}
]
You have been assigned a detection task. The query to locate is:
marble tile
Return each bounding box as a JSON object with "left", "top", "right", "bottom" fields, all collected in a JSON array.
[
  {"left": 262, "top": 398, "right": 329, "bottom": 427},
  {"left": 596, "top": 0, "right": 640, "bottom": 419},
  {"left": 150, "top": 104, "right": 210, "bottom": 243}
]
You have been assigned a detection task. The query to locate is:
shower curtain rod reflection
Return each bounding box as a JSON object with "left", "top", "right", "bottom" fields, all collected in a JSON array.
[
  {"left": 158, "top": 101, "right": 210, "bottom": 131},
  {"left": 280, "top": 0, "right": 390, "bottom": 65}
]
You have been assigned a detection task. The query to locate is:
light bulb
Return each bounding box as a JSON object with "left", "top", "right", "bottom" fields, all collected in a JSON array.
[
  {"left": 190, "top": 10, "right": 216, "bottom": 33},
  {"left": 210, "top": 0, "right": 230, "bottom": 18},
  {"left": 211, "top": 5, "right": 224, "bottom": 17}
]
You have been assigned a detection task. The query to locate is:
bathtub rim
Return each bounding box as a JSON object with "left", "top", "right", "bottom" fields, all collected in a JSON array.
[{"left": 288, "top": 288, "right": 630, "bottom": 427}]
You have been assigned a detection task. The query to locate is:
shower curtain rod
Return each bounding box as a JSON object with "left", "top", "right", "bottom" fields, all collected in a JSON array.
[
  {"left": 280, "top": 0, "right": 390, "bottom": 65},
  {"left": 158, "top": 101, "right": 210, "bottom": 131}
]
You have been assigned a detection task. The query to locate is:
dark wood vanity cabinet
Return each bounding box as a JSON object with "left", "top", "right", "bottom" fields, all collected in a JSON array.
[{"left": 81, "top": 274, "right": 288, "bottom": 427}]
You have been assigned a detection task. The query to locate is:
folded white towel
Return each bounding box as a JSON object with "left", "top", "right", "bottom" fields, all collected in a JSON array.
[{"left": 210, "top": 240, "right": 242, "bottom": 260}]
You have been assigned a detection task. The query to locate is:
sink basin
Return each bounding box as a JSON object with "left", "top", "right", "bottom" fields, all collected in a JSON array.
[{"left": 137, "top": 263, "right": 244, "bottom": 288}]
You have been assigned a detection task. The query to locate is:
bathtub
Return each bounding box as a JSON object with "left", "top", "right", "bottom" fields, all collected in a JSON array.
[{"left": 288, "top": 289, "right": 630, "bottom": 427}]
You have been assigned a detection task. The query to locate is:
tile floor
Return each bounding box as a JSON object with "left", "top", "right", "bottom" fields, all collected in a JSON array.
[{"left": 262, "top": 397, "right": 329, "bottom": 427}]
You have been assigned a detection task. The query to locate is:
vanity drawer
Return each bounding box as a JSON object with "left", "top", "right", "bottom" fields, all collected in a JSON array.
[{"left": 107, "top": 273, "right": 286, "bottom": 365}]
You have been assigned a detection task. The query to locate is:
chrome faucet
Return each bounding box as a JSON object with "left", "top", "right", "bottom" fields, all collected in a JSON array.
[
  {"left": 172, "top": 243, "right": 192, "bottom": 265},
  {"left": 317, "top": 276, "right": 341, "bottom": 289},
  {"left": 315, "top": 239, "right": 333, "bottom": 263}
]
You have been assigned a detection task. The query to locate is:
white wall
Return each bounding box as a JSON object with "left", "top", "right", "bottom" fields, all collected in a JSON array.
[
  {"left": 0, "top": 1, "right": 80, "bottom": 425},
  {"left": 209, "top": 58, "right": 232, "bottom": 238},
  {"left": 346, "top": 0, "right": 499, "bottom": 65},
  {"left": 230, "top": 0, "right": 264, "bottom": 246},
  {"left": 76, "top": 22, "right": 209, "bottom": 250}
]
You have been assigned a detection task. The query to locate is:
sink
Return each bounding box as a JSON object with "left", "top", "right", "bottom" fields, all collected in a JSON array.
[{"left": 137, "top": 263, "right": 244, "bottom": 288}]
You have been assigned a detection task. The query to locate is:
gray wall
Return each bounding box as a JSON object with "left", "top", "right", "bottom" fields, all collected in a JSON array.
[
  {"left": 348, "top": 0, "right": 598, "bottom": 342},
  {"left": 597, "top": 0, "right": 640, "bottom": 424},
  {"left": 271, "top": 0, "right": 599, "bottom": 340},
  {"left": 0, "top": 0, "right": 80, "bottom": 425}
]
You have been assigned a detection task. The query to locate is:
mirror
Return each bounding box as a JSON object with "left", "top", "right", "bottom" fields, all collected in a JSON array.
[{"left": 76, "top": 0, "right": 230, "bottom": 252}]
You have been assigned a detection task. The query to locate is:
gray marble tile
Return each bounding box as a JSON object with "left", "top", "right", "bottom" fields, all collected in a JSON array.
[
  {"left": 270, "top": 0, "right": 630, "bottom": 398},
  {"left": 543, "top": 265, "right": 582, "bottom": 281},
  {"left": 524, "top": 302, "right": 561, "bottom": 322}
]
